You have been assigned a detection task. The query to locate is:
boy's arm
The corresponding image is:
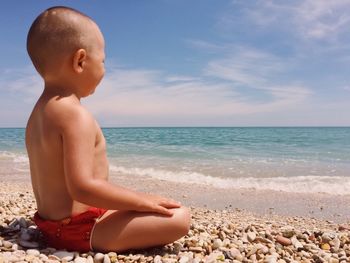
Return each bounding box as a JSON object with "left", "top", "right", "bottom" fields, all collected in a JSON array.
[{"left": 61, "top": 105, "right": 180, "bottom": 216}]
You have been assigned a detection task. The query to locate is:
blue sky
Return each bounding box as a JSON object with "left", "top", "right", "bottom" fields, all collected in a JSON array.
[{"left": 1, "top": 0, "right": 350, "bottom": 127}]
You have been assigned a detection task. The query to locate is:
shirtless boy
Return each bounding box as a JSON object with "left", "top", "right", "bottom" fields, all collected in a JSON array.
[{"left": 25, "top": 6, "right": 190, "bottom": 252}]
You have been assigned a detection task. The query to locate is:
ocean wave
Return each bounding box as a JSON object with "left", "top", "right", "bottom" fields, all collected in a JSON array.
[
  {"left": 110, "top": 165, "right": 350, "bottom": 195},
  {"left": 0, "top": 151, "right": 29, "bottom": 164}
]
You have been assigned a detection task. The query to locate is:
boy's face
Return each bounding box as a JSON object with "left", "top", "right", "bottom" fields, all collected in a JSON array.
[{"left": 80, "top": 23, "right": 105, "bottom": 97}]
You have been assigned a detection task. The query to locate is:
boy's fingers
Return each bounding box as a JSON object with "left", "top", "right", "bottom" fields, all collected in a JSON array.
[
  {"left": 159, "top": 197, "right": 181, "bottom": 206},
  {"left": 160, "top": 200, "right": 181, "bottom": 208},
  {"left": 156, "top": 205, "right": 174, "bottom": 216}
]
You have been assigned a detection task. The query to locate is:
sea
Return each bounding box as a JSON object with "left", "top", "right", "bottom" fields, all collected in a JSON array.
[{"left": 1, "top": 127, "right": 350, "bottom": 195}]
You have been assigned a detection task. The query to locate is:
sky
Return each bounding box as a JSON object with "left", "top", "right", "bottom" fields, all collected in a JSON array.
[{"left": 0, "top": 0, "right": 350, "bottom": 127}]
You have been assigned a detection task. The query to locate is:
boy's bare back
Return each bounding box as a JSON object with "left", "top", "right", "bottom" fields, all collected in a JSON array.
[
  {"left": 26, "top": 6, "right": 190, "bottom": 252},
  {"left": 26, "top": 93, "right": 108, "bottom": 220}
]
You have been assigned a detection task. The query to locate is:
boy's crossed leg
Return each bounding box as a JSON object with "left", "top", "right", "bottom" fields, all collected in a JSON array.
[{"left": 91, "top": 206, "right": 190, "bottom": 252}]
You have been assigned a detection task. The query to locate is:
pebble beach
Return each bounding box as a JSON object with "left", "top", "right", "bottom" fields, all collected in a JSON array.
[{"left": 1, "top": 181, "right": 350, "bottom": 263}]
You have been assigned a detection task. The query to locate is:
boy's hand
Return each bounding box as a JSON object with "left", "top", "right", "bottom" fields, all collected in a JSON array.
[{"left": 138, "top": 193, "right": 181, "bottom": 216}]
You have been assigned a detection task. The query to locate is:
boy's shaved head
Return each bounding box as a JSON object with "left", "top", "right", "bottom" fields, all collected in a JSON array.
[{"left": 27, "top": 6, "right": 96, "bottom": 76}]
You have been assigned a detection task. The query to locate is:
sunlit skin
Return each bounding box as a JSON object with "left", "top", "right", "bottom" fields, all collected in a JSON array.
[{"left": 26, "top": 7, "right": 190, "bottom": 252}]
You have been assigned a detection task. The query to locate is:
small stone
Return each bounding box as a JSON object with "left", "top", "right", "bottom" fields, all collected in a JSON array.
[
  {"left": 179, "top": 256, "right": 190, "bottom": 263},
  {"left": 53, "top": 251, "right": 75, "bottom": 261},
  {"left": 212, "top": 238, "right": 223, "bottom": 249},
  {"left": 20, "top": 230, "right": 31, "bottom": 241},
  {"left": 264, "top": 255, "right": 278, "bottom": 263},
  {"left": 331, "top": 237, "right": 340, "bottom": 252},
  {"left": 173, "top": 241, "right": 183, "bottom": 253},
  {"left": 282, "top": 227, "right": 295, "bottom": 238},
  {"left": 3, "top": 240, "right": 12, "bottom": 248},
  {"left": 328, "top": 258, "right": 339, "bottom": 263},
  {"left": 86, "top": 255, "right": 94, "bottom": 263},
  {"left": 154, "top": 255, "right": 162, "bottom": 263},
  {"left": 321, "top": 232, "right": 333, "bottom": 243},
  {"left": 11, "top": 243, "right": 18, "bottom": 250},
  {"left": 94, "top": 253, "right": 105, "bottom": 263},
  {"left": 247, "top": 231, "right": 256, "bottom": 242},
  {"left": 48, "top": 254, "right": 61, "bottom": 260},
  {"left": 291, "top": 236, "right": 303, "bottom": 250},
  {"left": 19, "top": 217, "right": 27, "bottom": 228},
  {"left": 26, "top": 249, "right": 40, "bottom": 256},
  {"left": 75, "top": 256, "right": 87, "bottom": 263},
  {"left": 25, "top": 255, "right": 37, "bottom": 262},
  {"left": 205, "top": 252, "right": 224, "bottom": 263},
  {"left": 18, "top": 240, "right": 39, "bottom": 248},
  {"left": 321, "top": 243, "right": 331, "bottom": 250},
  {"left": 39, "top": 254, "right": 49, "bottom": 261},
  {"left": 276, "top": 235, "right": 292, "bottom": 246},
  {"left": 103, "top": 254, "right": 111, "bottom": 263},
  {"left": 224, "top": 247, "right": 241, "bottom": 259}
]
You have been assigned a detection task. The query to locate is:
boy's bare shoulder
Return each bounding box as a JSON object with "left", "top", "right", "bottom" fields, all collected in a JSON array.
[{"left": 44, "top": 96, "right": 95, "bottom": 133}]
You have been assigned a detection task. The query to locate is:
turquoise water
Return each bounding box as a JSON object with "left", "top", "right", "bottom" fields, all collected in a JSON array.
[{"left": 1, "top": 127, "right": 350, "bottom": 194}]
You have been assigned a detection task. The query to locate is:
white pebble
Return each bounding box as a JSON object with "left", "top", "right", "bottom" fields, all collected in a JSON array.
[
  {"left": 179, "top": 256, "right": 191, "bottom": 263},
  {"left": 154, "top": 255, "right": 163, "bottom": 263},
  {"left": 103, "top": 254, "right": 111, "bottom": 263},
  {"left": 53, "top": 251, "right": 75, "bottom": 261},
  {"left": 11, "top": 243, "right": 18, "bottom": 250},
  {"left": 212, "top": 239, "right": 223, "bottom": 249},
  {"left": 86, "top": 255, "right": 94, "bottom": 263},
  {"left": 26, "top": 249, "right": 40, "bottom": 256},
  {"left": 75, "top": 256, "right": 87, "bottom": 263},
  {"left": 3, "top": 240, "right": 13, "bottom": 248},
  {"left": 39, "top": 254, "right": 49, "bottom": 261},
  {"left": 247, "top": 231, "right": 256, "bottom": 242},
  {"left": 94, "top": 252, "right": 105, "bottom": 263}
]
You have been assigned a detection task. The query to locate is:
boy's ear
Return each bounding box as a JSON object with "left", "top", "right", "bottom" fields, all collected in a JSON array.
[{"left": 72, "top": 49, "right": 87, "bottom": 73}]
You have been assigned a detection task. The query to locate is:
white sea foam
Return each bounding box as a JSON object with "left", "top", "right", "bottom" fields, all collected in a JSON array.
[
  {"left": 0, "top": 151, "right": 29, "bottom": 164},
  {"left": 110, "top": 165, "right": 350, "bottom": 195}
]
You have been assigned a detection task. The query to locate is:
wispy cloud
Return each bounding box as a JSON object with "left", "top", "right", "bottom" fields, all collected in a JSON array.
[
  {"left": 204, "top": 46, "right": 287, "bottom": 86},
  {"left": 234, "top": 0, "right": 350, "bottom": 43},
  {"left": 0, "top": 67, "right": 42, "bottom": 103}
]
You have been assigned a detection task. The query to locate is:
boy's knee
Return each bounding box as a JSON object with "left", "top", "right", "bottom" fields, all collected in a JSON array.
[{"left": 172, "top": 206, "right": 191, "bottom": 236}]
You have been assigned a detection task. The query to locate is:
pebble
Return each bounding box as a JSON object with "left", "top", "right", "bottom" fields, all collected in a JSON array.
[
  {"left": 321, "top": 243, "right": 331, "bottom": 250},
  {"left": 53, "top": 251, "right": 75, "bottom": 261},
  {"left": 75, "top": 256, "right": 87, "bottom": 263},
  {"left": 94, "top": 252, "right": 105, "bottom": 262},
  {"left": 276, "top": 235, "right": 292, "bottom": 246},
  {"left": 247, "top": 231, "right": 256, "bottom": 242},
  {"left": 103, "top": 254, "right": 111, "bottom": 263},
  {"left": 86, "top": 255, "right": 94, "bottom": 263},
  {"left": 26, "top": 249, "right": 40, "bottom": 256},
  {"left": 179, "top": 255, "right": 191, "bottom": 263},
  {"left": 3, "top": 240, "right": 12, "bottom": 248},
  {"left": 212, "top": 238, "right": 223, "bottom": 249},
  {"left": 18, "top": 240, "right": 39, "bottom": 248},
  {"left": 154, "top": 255, "right": 163, "bottom": 263},
  {"left": 282, "top": 227, "right": 295, "bottom": 238},
  {"left": 291, "top": 236, "right": 304, "bottom": 250}
]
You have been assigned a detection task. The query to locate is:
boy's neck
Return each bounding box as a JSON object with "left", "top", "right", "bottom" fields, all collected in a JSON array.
[{"left": 43, "top": 82, "right": 81, "bottom": 100}]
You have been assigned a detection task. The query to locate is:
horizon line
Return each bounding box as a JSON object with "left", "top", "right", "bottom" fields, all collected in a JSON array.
[{"left": 1, "top": 126, "right": 350, "bottom": 129}]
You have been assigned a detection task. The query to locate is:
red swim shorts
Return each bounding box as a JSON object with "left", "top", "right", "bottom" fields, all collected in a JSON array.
[{"left": 33, "top": 207, "right": 107, "bottom": 252}]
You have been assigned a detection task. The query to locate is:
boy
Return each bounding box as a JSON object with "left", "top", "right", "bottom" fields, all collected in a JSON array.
[{"left": 25, "top": 6, "right": 190, "bottom": 252}]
